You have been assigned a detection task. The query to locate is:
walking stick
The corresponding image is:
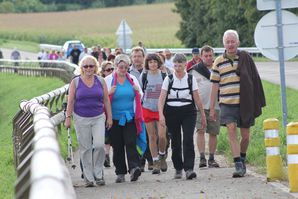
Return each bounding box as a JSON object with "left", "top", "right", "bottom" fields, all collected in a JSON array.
[{"left": 67, "top": 127, "right": 76, "bottom": 169}]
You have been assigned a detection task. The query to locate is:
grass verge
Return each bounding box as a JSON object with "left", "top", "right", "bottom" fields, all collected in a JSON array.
[
  {"left": 217, "top": 80, "right": 298, "bottom": 178},
  {"left": 0, "top": 73, "right": 65, "bottom": 198}
]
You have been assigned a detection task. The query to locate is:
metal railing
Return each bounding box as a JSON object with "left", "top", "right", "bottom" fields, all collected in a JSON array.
[
  {"left": 0, "top": 59, "right": 77, "bottom": 198},
  {"left": 0, "top": 59, "right": 78, "bottom": 83}
]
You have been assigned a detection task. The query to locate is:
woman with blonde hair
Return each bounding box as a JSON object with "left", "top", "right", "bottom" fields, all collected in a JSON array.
[{"left": 65, "top": 55, "right": 112, "bottom": 187}]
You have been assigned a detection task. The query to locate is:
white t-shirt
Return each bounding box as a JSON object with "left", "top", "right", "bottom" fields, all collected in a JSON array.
[{"left": 162, "top": 73, "right": 198, "bottom": 107}]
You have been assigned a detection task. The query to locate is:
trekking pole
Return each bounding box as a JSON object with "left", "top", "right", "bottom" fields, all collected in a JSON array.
[{"left": 67, "top": 127, "right": 76, "bottom": 169}]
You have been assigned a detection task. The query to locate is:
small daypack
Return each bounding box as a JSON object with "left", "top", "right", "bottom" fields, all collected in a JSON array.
[{"left": 166, "top": 73, "right": 194, "bottom": 104}]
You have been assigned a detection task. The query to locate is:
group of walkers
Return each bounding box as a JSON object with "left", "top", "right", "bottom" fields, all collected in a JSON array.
[{"left": 64, "top": 29, "right": 266, "bottom": 187}]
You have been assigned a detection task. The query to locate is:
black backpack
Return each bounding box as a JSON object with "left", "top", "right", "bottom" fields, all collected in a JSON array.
[{"left": 166, "top": 73, "right": 194, "bottom": 104}]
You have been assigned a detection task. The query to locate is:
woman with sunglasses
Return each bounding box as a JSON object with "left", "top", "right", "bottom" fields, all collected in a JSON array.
[
  {"left": 65, "top": 55, "right": 112, "bottom": 187},
  {"left": 100, "top": 61, "right": 114, "bottom": 168},
  {"left": 105, "top": 54, "right": 143, "bottom": 183}
]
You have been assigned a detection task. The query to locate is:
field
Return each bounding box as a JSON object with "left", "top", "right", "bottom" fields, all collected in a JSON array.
[{"left": 0, "top": 3, "right": 182, "bottom": 48}]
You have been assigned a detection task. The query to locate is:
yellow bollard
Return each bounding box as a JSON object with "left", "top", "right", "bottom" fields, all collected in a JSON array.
[
  {"left": 263, "top": 118, "right": 283, "bottom": 181},
  {"left": 287, "top": 122, "right": 298, "bottom": 192}
]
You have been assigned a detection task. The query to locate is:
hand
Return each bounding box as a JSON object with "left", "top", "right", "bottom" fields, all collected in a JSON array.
[
  {"left": 106, "top": 118, "right": 113, "bottom": 130},
  {"left": 200, "top": 113, "right": 207, "bottom": 129},
  {"left": 159, "top": 114, "right": 166, "bottom": 128},
  {"left": 209, "top": 108, "right": 217, "bottom": 122},
  {"left": 64, "top": 117, "right": 71, "bottom": 128},
  {"left": 109, "top": 85, "right": 116, "bottom": 95}
]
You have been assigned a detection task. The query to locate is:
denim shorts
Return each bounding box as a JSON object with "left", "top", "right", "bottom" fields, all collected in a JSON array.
[{"left": 220, "top": 104, "right": 255, "bottom": 128}]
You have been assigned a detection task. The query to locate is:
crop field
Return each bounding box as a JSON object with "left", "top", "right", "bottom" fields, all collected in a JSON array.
[{"left": 0, "top": 3, "right": 182, "bottom": 48}]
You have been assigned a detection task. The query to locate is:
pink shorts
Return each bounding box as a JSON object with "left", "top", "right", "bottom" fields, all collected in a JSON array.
[{"left": 142, "top": 107, "right": 159, "bottom": 123}]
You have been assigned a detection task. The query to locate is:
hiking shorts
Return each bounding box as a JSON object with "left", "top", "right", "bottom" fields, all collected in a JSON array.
[
  {"left": 196, "top": 109, "right": 220, "bottom": 135},
  {"left": 143, "top": 107, "right": 159, "bottom": 123}
]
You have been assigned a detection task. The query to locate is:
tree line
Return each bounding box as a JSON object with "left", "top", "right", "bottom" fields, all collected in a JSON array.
[
  {"left": 0, "top": 0, "right": 172, "bottom": 13},
  {"left": 174, "top": 0, "right": 298, "bottom": 47}
]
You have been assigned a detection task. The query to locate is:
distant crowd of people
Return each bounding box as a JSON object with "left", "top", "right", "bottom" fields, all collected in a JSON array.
[{"left": 7, "top": 30, "right": 265, "bottom": 188}]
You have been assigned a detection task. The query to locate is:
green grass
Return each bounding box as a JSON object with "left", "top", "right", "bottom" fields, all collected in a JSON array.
[
  {"left": 0, "top": 39, "right": 40, "bottom": 53},
  {"left": 0, "top": 73, "right": 65, "bottom": 199},
  {"left": 217, "top": 81, "right": 298, "bottom": 176}
]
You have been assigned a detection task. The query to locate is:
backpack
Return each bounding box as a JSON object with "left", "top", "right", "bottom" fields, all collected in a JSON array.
[
  {"left": 73, "top": 75, "right": 105, "bottom": 89},
  {"left": 166, "top": 73, "right": 194, "bottom": 104},
  {"left": 141, "top": 71, "right": 167, "bottom": 92}
]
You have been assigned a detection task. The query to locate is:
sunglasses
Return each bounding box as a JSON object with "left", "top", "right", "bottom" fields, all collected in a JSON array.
[
  {"left": 104, "top": 68, "right": 114, "bottom": 72},
  {"left": 83, "top": 65, "right": 95, "bottom": 69}
]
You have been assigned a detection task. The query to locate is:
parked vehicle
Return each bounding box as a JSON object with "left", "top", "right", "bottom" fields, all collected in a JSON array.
[{"left": 63, "top": 40, "right": 85, "bottom": 57}]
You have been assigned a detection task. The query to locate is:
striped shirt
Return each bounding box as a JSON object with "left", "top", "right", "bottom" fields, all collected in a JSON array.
[{"left": 210, "top": 54, "right": 240, "bottom": 106}]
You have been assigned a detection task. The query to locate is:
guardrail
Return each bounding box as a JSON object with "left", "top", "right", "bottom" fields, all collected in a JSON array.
[
  {"left": 0, "top": 59, "right": 78, "bottom": 83},
  {"left": 0, "top": 59, "right": 76, "bottom": 198}
]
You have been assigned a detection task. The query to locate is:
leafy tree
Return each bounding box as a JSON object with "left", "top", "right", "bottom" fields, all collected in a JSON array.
[{"left": 0, "top": 1, "right": 15, "bottom": 13}]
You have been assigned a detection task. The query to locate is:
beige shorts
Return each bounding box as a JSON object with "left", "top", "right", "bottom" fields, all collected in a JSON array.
[{"left": 196, "top": 109, "right": 220, "bottom": 135}]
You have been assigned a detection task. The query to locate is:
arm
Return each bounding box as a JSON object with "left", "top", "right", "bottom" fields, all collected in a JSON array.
[
  {"left": 209, "top": 83, "right": 219, "bottom": 121},
  {"left": 102, "top": 81, "right": 113, "bottom": 129},
  {"left": 64, "top": 80, "right": 76, "bottom": 128},
  {"left": 193, "top": 89, "right": 206, "bottom": 129},
  {"left": 158, "top": 89, "right": 168, "bottom": 127}
]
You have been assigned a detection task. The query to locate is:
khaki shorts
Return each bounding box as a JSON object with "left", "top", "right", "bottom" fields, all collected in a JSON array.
[{"left": 196, "top": 109, "right": 220, "bottom": 135}]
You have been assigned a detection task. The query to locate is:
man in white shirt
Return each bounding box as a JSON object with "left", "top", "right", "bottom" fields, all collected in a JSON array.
[
  {"left": 188, "top": 45, "right": 220, "bottom": 168},
  {"left": 163, "top": 49, "right": 174, "bottom": 69}
]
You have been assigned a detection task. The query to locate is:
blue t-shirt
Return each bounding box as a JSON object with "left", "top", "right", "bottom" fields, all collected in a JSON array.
[{"left": 112, "top": 78, "right": 135, "bottom": 125}]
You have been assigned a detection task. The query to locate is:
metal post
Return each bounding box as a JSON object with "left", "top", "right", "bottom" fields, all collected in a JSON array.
[
  {"left": 123, "top": 20, "right": 126, "bottom": 53},
  {"left": 275, "top": 0, "right": 288, "bottom": 127}
]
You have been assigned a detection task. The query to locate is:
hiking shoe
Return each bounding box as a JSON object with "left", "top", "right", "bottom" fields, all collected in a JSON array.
[
  {"left": 115, "top": 174, "right": 125, "bottom": 183},
  {"left": 104, "top": 154, "right": 111, "bottom": 167},
  {"left": 95, "top": 178, "right": 105, "bottom": 186},
  {"left": 148, "top": 161, "right": 154, "bottom": 171},
  {"left": 174, "top": 170, "right": 183, "bottom": 179},
  {"left": 199, "top": 158, "right": 207, "bottom": 168},
  {"left": 208, "top": 159, "right": 220, "bottom": 168},
  {"left": 185, "top": 170, "right": 197, "bottom": 180},
  {"left": 241, "top": 157, "right": 246, "bottom": 174},
  {"left": 232, "top": 162, "right": 245, "bottom": 178},
  {"left": 130, "top": 167, "right": 141, "bottom": 182},
  {"left": 159, "top": 154, "right": 168, "bottom": 172},
  {"left": 152, "top": 160, "right": 161, "bottom": 174},
  {"left": 85, "top": 181, "right": 95, "bottom": 187}
]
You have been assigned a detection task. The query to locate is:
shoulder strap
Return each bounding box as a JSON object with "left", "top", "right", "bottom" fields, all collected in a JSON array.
[
  {"left": 165, "top": 74, "right": 174, "bottom": 103},
  {"left": 187, "top": 74, "right": 194, "bottom": 104},
  {"left": 95, "top": 75, "right": 105, "bottom": 87},
  {"left": 141, "top": 72, "right": 148, "bottom": 92},
  {"left": 161, "top": 72, "right": 167, "bottom": 80},
  {"left": 73, "top": 75, "right": 80, "bottom": 89}
]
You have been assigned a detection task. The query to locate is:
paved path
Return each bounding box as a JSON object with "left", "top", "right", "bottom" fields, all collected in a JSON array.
[
  {"left": 256, "top": 62, "right": 298, "bottom": 90},
  {"left": 67, "top": 150, "right": 298, "bottom": 199}
]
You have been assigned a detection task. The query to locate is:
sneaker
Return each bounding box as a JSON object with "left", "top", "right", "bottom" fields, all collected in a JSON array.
[
  {"left": 104, "top": 154, "right": 111, "bottom": 168},
  {"left": 159, "top": 154, "right": 168, "bottom": 172},
  {"left": 130, "top": 167, "right": 141, "bottom": 182},
  {"left": 85, "top": 181, "right": 95, "bottom": 187},
  {"left": 174, "top": 170, "right": 183, "bottom": 179},
  {"left": 115, "top": 174, "right": 125, "bottom": 183},
  {"left": 232, "top": 162, "right": 245, "bottom": 178},
  {"left": 95, "top": 178, "right": 105, "bottom": 186},
  {"left": 199, "top": 158, "right": 207, "bottom": 168},
  {"left": 148, "top": 161, "right": 154, "bottom": 171},
  {"left": 152, "top": 160, "right": 161, "bottom": 174},
  {"left": 241, "top": 157, "right": 246, "bottom": 174},
  {"left": 208, "top": 159, "right": 220, "bottom": 168},
  {"left": 185, "top": 170, "right": 197, "bottom": 180}
]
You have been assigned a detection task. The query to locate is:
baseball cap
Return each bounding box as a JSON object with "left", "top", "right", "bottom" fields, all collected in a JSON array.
[{"left": 192, "top": 47, "right": 200, "bottom": 54}]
